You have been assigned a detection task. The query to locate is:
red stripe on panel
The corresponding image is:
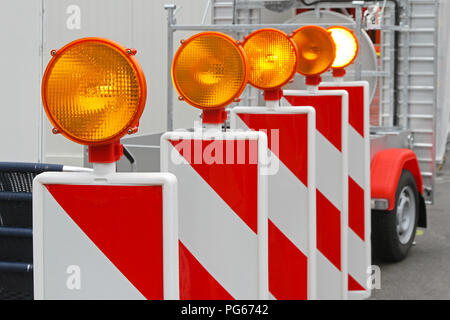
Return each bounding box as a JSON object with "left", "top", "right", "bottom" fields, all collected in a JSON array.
[
  {"left": 319, "top": 86, "right": 364, "bottom": 137},
  {"left": 170, "top": 139, "right": 259, "bottom": 234},
  {"left": 268, "top": 220, "right": 308, "bottom": 300},
  {"left": 238, "top": 113, "right": 309, "bottom": 186},
  {"left": 179, "top": 241, "right": 234, "bottom": 300},
  {"left": 283, "top": 95, "right": 342, "bottom": 151},
  {"left": 348, "top": 274, "right": 365, "bottom": 291},
  {"left": 316, "top": 190, "right": 342, "bottom": 271},
  {"left": 46, "top": 184, "right": 164, "bottom": 300},
  {"left": 349, "top": 177, "right": 365, "bottom": 241}
]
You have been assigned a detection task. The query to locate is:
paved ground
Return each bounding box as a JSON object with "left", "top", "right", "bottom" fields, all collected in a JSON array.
[{"left": 371, "top": 145, "right": 450, "bottom": 300}]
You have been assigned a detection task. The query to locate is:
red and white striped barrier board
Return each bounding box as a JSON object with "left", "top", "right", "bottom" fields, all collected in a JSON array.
[
  {"left": 282, "top": 89, "right": 349, "bottom": 299},
  {"left": 161, "top": 130, "right": 269, "bottom": 300},
  {"left": 230, "top": 106, "right": 317, "bottom": 300},
  {"left": 33, "top": 171, "right": 179, "bottom": 300},
  {"left": 319, "top": 81, "right": 371, "bottom": 299}
]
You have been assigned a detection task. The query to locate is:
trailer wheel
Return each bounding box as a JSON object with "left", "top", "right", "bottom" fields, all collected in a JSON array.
[{"left": 372, "top": 170, "right": 419, "bottom": 262}]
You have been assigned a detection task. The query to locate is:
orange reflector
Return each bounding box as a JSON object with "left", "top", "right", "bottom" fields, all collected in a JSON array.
[
  {"left": 42, "top": 38, "right": 146, "bottom": 145},
  {"left": 292, "top": 25, "right": 336, "bottom": 76},
  {"left": 172, "top": 32, "right": 248, "bottom": 110},
  {"left": 243, "top": 28, "right": 298, "bottom": 90},
  {"left": 328, "top": 26, "right": 359, "bottom": 69}
]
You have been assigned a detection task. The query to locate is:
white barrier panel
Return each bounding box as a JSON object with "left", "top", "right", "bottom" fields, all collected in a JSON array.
[
  {"left": 320, "top": 81, "right": 371, "bottom": 299},
  {"left": 33, "top": 171, "right": 179, "bottom": 300},
  {"left": 282, "top": 89, "right": 349, "bottom": 299},
  {"left": 230, "top": 106, "right": 317, "bottom": 300},
  {"left": 161, "top": 130, "right": 269, "bottom": 300}
]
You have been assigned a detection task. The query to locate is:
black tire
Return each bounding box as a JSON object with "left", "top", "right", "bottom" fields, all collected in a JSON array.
[{"left": 372, "top": 170, "right": 419, "bottom": 262}]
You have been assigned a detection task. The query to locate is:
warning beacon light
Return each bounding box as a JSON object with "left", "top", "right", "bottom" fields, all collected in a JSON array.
[
  {"left": 42, "top": 37, "right": 147, "bottom": 163},
  {"left": 243, "top": 28, "right": 298, "bottom": 101},
  {"left": 171, "top": 32, "right": 248, "bottom": 124},
  {"left": 291, "top": 25, "right": 336, "bottom": 86},
  {"left": 327, "top": 26, "right": 359, "bottom": 77}
]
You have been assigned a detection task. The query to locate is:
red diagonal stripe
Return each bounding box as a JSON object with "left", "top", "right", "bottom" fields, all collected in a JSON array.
[
  {"left": 170, "top": 139, "right": 258, "bottom": 234},
  {"left": 316, "top": 190, "right": 341, "bottom": 271},
  {"left": 348, "top": 274, "right": 365, "bottom": 291},
  {"left": 284, "top": 95, "right": 342, "bottom": 151},
  {"left": 320, "top": 85, "right": 365, "bottom": 137},
  {"left": 179, "top": 241, "right": 234, "bottom": 300},
  {"left": 349, "top": 177, "right": 365, "bottom": 240},
  {"left": 268, "top": 220, "right": 308, "bottom": 300},
  {"left": 238, "top": 113, "right": 309, "bottom": 186},
  {"left": 46, "top": 184, "right": 164, "bottom": 300}
]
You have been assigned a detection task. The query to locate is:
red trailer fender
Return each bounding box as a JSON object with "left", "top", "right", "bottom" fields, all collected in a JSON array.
[{"left": 371, "top": 149, "right": 423, "bottom": 211}]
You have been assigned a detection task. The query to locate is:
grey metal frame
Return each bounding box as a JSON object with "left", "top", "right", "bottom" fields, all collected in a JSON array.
[
  {"left": 161, "top": 0, "right": 438, "bottom": 203},
  {"left": 164, "top": 1, "right": 407, "bottom": 129}
]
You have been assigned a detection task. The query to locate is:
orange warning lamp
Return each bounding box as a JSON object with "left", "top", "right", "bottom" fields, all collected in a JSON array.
[
  {"left": 243, "top": 28, "right": 298, "bottom": 100},
  {"left": 172, "top": 32, "right": 248, "bottom": 124},
  {"left": 291, "top": 25, "right": 336, "bottom": 85},
  {"left": 42, "top": 37, "right": 147, "bottom": 163},
  {"left": 327, "top": 26, "right": 359, "bottom": 77}
]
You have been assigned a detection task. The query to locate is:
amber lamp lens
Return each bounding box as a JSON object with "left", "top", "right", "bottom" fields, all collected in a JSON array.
[
  {"left": 328, "top": 26, "right": 359, "bottom": 69},
  {"left": 42, "top": 38, "right": 146, "bottom": 145},
  {"left": 172, "top": 32, "right": 247, "bottom": 109},
  {"left": 292, "top": 26, "right": 336, "bottom": 76},
  {"left": 243, "top": 28, "right": 298, "bottom": 90}
]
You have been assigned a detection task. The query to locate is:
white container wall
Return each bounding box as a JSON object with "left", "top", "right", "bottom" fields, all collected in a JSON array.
[
  {"left": 0, "top": 0, "right": 210, "bottom": 166},
  {"left": 0, "top": 1, "right": 42, "bottom": 162},
  {"left": 0, "top": 0, "right": 448, "bottom": 166}
]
